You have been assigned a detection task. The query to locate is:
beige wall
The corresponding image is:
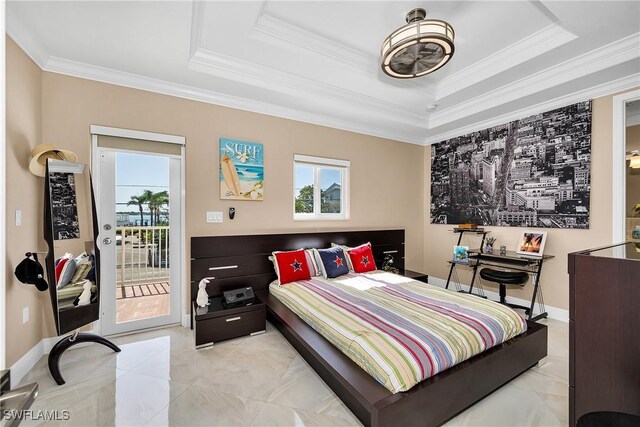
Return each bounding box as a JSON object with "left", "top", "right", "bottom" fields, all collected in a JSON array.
[
  {"left": 5, "top": 37, "right": 48, "bottom": 366},
  {"left": 40, "top": 72, "right": 425, "bottom": 316},
  {"left": 423, "top": 93, "right": 630, "bottom": 311}
]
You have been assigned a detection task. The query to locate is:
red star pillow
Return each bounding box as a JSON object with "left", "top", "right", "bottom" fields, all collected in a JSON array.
[
  {"left": 347, "top": 243, "right": 377, "bottom": 273},
  {"left": 272, "top": 249, "right": 311, "bottom": 285},
  {"left": 55, "top": 256, "right": 70, "bottom": 283}
]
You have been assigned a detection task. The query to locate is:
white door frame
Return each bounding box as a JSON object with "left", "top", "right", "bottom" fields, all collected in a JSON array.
[
  {"left": 612, "top": 89, "right": 640, "bottom": 243},
  {"left": 90, "top": 125, "right": 186, "bottom": 335},
  {"left": 0, "top": 4, "right": 6, "bottom": 370}
]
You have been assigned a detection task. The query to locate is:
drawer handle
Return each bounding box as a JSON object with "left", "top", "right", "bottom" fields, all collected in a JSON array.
[
  {"left": 209, "top": 265, "right": 238, "bottom": 271},
  {"left": 383, "top": 250, "right": 398, "bottom": 254},
  {"left": 226, "top": 316, "right": 241, "bottom": 322}
]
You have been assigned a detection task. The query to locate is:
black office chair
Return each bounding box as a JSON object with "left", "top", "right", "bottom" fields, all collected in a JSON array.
[{"left": 479, "top": 268, "right": 530, "bottom": 314}]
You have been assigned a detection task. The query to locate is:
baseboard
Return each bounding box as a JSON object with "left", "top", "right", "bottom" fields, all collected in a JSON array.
[
  {"left": 428, "top": 276, "right": 569, "bottom": 322},
  {"left": 42, "top": 336, "right": 61, "bottom": 354},
  {"left": 10, "top": 340, "right": 45, "bottom": 387},
  {"left": 11, "top": 336, "right": 98, "bottom": 387}
]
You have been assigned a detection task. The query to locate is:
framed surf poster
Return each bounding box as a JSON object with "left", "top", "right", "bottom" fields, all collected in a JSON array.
[{"left": 219, "top": 138, "right": 264, "bottom": 201}]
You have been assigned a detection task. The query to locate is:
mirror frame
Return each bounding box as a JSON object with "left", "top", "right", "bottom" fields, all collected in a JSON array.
[{"left": 44, "top": 159, "right": 101, "bottom": 336}]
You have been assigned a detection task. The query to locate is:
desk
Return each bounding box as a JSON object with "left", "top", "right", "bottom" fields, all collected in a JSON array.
[{"left": 466, "top": 250, "right": 553, "bottom": 321}]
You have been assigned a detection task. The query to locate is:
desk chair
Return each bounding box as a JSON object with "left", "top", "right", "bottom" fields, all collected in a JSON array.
[{"left": 479, "top": 268, "right": 530, "bottom": 314}]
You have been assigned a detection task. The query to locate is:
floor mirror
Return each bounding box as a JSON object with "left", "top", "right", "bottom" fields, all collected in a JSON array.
[{"left": 43, "top": 159, "right": 120, "bottom": 385}]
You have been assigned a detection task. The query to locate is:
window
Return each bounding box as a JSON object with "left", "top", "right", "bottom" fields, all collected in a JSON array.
[{"left": 294, "top": 154, "right": 350, "bottom": 220}]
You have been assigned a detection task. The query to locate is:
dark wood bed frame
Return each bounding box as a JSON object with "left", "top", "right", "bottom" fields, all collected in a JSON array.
[{"left": 191, "top": 230, "right": 548, "bottom": 427}]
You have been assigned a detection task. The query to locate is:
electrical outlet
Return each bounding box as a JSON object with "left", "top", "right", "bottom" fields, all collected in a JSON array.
[
  {"left": 22, "top": 306, "right": 29, "bottom": 324},
  {"left": 15, "top": 210, "right": 22, "bottom": 226},
  {"left": 206, "top": 211, "right": 223, "bottom": 223}
]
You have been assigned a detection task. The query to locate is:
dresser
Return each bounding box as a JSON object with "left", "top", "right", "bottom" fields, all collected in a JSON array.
[{"left": 568, "top": 243, "right": 640, "bottom": 425}]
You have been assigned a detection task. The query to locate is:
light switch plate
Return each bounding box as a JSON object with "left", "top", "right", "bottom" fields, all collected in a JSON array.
[
  {"left": 15, "top": 210, "right": 22, "bottom": 226},
  {"left": 22, "top": 306, "right": 29, "bottom": 324},
  {"left": 206, "top": 211, "right": 223, "bottom": 223}
]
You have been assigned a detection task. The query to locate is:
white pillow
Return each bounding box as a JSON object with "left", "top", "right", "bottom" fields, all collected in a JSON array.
[{"left": 309, "top": 249, "right": 324, "bottom": 277}]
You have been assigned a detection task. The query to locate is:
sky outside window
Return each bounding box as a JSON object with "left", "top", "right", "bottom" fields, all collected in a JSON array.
[{"left": 116, "top": 152, "right": 169, "bottom": 214}]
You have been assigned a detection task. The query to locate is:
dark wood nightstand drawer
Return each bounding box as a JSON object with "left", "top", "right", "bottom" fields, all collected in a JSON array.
[{"left": 195, "top": 306, "right": 266, "bottom": 347}]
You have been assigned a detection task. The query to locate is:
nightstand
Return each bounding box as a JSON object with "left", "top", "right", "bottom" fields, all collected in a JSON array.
[
  {"left": 192, "top": 293, "right": 266, "bottom": 348},
  {"left": 403, "top": 269, "right": 429, "bottom": 284}
]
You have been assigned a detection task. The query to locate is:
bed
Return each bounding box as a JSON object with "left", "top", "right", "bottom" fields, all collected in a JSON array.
[{"left": 190, "top": 230, "right": 548, "bottom": 427}]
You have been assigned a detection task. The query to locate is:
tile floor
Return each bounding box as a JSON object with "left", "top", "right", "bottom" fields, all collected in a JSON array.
[
  {"left": 20, "top": 318, "right": 568, "bottom": 426},
  {"left": 116, "top": 293, "right": 170, "bottom": 323}
]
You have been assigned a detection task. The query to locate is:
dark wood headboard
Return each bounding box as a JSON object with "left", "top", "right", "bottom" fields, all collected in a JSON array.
[{"left": 190, "top": 229, "right": 405, "bottom": 301}]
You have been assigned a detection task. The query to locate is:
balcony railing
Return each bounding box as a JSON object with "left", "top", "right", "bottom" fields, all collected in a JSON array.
[{"left": 116, "top": 226, "right": 170, "bottom": 287}]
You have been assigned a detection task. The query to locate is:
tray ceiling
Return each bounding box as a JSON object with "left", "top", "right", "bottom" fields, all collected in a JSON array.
[{"left": 7, "top": 1, "right": 640, "bottom": 145}]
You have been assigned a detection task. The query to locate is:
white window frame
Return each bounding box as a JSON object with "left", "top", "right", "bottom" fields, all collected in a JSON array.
[{"left": 293, "top": 154, "right": 350, "bottom": 221}]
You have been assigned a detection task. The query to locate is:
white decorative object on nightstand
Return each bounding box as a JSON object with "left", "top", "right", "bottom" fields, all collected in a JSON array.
[{"left": 196, "top": 278, "right": 212, "bottom": 308}]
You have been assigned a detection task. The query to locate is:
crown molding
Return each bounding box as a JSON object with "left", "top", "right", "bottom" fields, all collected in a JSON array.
[
  {"left": 436, "top": 23, "right": 578, "bottom": 100},
  {"left": 191, "top": 2, "right": 431, "bottom": 121},
  {"left": 188, "top": 47, "right": 427, "bottom": 127},
  {"left": 424, "top": 73, "right": 640, "bottom": 145},
  {"left": 429, "top": 32, "right": 640, "bottom": 128},
  {"left": 7, "top": 1, "right": 639, "bottom": 149},
  {"left": 251, "top": 12, "right": 436, "bottom": 96},
  {"left": 42, "top": 56, "right": 424, "bottom": 145},
  {"left": 23, "top": 52, "right": 640, "bottom": 149},
  {"left": 253, "top": 12, "right": 372, "bottom": 72},
  {"left": 188, "top": 0, "right": 205, "bottom": 58}
]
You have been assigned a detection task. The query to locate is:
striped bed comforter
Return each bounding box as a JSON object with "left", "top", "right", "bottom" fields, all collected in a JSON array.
[{"left": 269, "top": 271, "right": 527, "bottom": 393}]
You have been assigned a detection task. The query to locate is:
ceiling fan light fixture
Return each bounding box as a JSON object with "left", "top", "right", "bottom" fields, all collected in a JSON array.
[{"left": 381, "top": 8, "right": 455, "bottom": 79}]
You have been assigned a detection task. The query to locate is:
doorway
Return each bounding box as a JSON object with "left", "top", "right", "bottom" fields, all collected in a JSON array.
[
  {"left": 613, "top": 90, "right": 640, "bottom": 243},
  {"left": 92, "top": 126, "right": 184, "bottom": 336}
]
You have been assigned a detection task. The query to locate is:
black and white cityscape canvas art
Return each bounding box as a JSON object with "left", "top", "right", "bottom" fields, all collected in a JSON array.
[
  {"left": 50, "top": 172, "right": 81, "bottom": 240},
  {"left": 430, "top": 101, "right": 592, "bottom": 229}
]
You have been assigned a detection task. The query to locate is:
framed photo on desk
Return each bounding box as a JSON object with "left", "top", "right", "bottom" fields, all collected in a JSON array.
[
  {"left": 453, "top": 245, "right": 469, "bottom": 264},
  {"left": 516, "top": 231, "right": 547, "bottom": 256}
]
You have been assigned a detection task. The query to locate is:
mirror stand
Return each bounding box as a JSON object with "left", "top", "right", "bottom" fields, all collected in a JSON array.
[{"left": 48, "top": 331, "right": 120, "bottom": 385}]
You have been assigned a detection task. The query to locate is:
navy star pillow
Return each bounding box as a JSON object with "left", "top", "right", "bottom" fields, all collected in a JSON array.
[{"left": 317, "top": 247, "right": 350, "bottom": 279}]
